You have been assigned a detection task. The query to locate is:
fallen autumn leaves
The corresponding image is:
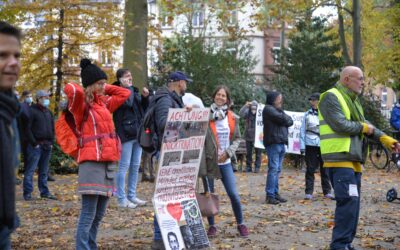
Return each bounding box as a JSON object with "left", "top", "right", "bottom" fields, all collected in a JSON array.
[{"left": 12, "top": 165, "right": 400, "bottom": 249}]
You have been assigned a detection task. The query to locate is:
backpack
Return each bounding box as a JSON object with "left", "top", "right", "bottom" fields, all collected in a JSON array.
[
  {"left": 55, "top": 106, "right": 89, "bottom": 159},
  {"left": 137, "top": 104, "right": 159, "bottom": 154}
]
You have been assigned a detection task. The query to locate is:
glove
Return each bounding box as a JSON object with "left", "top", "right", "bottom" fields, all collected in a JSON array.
[
  {"left": 379, "top": 135, "right": 398, "bottom": 151},
  {"left": 300, "top": 149, "right": 305, "bottom": 155}
]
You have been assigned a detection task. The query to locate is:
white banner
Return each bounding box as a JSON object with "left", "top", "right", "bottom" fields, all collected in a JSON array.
[
  {"left": 254, "top": 105, "right": 304, "bottom": 155},
  {"left": 153, "top": 108, "right": 210, "bottom": 250}
]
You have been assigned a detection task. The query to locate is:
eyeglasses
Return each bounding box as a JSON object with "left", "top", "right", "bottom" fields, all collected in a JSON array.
[{"left": 348, "top": 75, "right": 365, "bottom": 81}]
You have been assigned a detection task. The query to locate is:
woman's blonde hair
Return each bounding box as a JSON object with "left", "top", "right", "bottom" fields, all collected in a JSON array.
[{"left": 84, "top": 84, "right": 96, "bottom": 104}]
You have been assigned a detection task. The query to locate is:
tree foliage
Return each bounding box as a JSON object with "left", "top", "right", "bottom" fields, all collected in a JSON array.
[
  {"left": 3, "top": 1, "right": 123, "bottom": 112},
  {"left": 150, "top": 35, "right": 260, "bottom": 109},
  {"left": 270, "top": 17, "right": 343, "bottom": 111}
]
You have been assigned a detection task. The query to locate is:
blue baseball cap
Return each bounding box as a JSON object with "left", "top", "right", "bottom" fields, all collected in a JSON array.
[{"left": 168, "top": 71, "right": 193, "bottom": 83}]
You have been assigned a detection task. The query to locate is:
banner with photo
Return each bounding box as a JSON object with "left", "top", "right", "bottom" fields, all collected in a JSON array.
[
  {"left": 153, "top": 108, "right": 210, "bottom": 250},
  {"left": 254, "top": 105, "right": 304, "bottom": 155}
]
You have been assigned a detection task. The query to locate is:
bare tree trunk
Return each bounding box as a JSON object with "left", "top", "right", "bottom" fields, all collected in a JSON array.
[
  {"left": 54, "top": 8, "right": 64, "bottom": 114},
  {"left": 123, "top": 0, "right": 148, "bottom": 90},
  {"left": 353, "top": 0, "right": 362, "bottom": 67},
  {"left": 336, "top": 0, "right": 352, "bottom": 65}
]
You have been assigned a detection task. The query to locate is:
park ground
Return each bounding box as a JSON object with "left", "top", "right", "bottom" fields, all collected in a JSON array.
[{"left": 11, "top": 163, "right": 400, "bottom": 250}]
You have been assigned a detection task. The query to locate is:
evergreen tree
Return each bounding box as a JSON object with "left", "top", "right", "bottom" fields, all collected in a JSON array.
[{"left": 270, "top": 17, "right": 343, "bottom": 111}]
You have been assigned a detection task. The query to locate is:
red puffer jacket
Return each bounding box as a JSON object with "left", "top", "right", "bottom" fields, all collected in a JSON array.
[{"left": 64, "top": 82, "right": 130, "bottom": 163}]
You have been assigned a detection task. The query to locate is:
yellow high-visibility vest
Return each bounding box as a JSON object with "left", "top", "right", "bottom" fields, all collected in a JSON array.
[{"left": 318, "top": 88, "right": 352, "bottom": 155}]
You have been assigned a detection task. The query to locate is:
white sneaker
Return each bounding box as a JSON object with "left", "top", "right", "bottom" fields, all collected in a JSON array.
[
  {"left": 130, "top": 197, "right": 147, "bottom": 206},
  {"left": 118, "top": 200, "right": 137, "bottom": 209}
]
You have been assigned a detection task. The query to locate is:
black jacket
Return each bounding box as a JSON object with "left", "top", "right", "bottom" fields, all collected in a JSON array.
[
  {"left": 26, "top": 103, "right": 54, "bottom": 146},
  {"left": 0, "top": 91, "right": 20, "bottom": 229},
  {"left": 153, "top": 86, "right": 184, "bottom": 149},
  {"left": 262, "top": 104, "right": 293, "bottom": 146},
  {"left": 113, "top": 86, "right": 149, "bottom": 143}
]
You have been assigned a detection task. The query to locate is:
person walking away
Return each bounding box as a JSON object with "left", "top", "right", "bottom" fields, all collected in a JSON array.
[
  {"left": 319, "top": 66, "right": 400, "bottom": 250},
  {"left": 300, "top": 93, "right": 333, "bottom": 200},
  {"left": 63, "top": 59, "right": 130, "bottom": 249},
  {"left": 113, "top": 68, "right": 149, "bottom": 208},
  {"left": 262, "top": 91, "right": 293, "bottom": 205},
  {"left": 239, "top": 100, "right": 262, "bottom": 173}
]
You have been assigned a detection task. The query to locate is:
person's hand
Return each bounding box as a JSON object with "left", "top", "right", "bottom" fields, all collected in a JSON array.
[
  {"left": 392, "top": 142, "right": 400, "bottom": 153},
  {"left": 218, "top": 152, "right": 229, "bottom": 163},
  {"left": 142, "top": 87, "right": 149, "bottom": 97},
  {"left": 366, "top": 124, "right": 375, "bottom": 135},
  {"left": 246, "top": 101, "right": 252, "bottom": 107},
  {"left": 185, "top": 105, "right": 193, "bottom": 112}
]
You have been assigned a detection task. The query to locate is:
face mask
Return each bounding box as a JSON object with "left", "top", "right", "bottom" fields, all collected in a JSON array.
[
  {"left": 25, "top": 97, "right": 33, "bottom": 104},
  {"left": 41, "top": 99, "right": 50, "bottom": 107},
  {"left": 251, "top": 109, "right": 256, "bottom": 115}
]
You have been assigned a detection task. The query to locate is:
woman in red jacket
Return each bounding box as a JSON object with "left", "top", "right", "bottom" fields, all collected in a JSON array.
[{"left": 64, "top": 59, "right": 130, "bottom": 249}]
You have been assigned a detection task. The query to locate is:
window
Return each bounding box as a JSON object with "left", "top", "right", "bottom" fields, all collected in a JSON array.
[
  {"left": 227, "top": 10, "right": 237, "bottom": 26},
  {"left": 192, "top": 10, "right": 204, "bottom": 27},
  {"left": 272, "top": 47, "right": 280, "bottom": 65},
  {"left": 100, "top": 49, "right": 112, "bottom": 66},
  {"left": 381, "top": 87, "right": 387, "bottom": 108},
  {"left": 161, "top": 14, "right": 172, "bottom": 28}
]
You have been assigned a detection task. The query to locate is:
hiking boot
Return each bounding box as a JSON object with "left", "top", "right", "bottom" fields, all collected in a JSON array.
[
  {"left": 265, "top": 197, "right": 280, "bottom": 205},
  {"left": 151, "top": 239, "right": 165, "bottom": 250},
  {"left": 324, "top": 193, "right": 335, "bottom": 200},
  {"left": 275, "top": 194, "right": 287, "bottom": 203},
  {"left": 24, "top": 194, "right": 33, "bottom": 201},
  {"left": 346, "top": 244, "right": 357, "bottom": 250},
  {"left": 129, "top": 197, "right": 147, "bottom": 206},
  {"left": 41, "top": 194, "right": 58, "bottom": 200},
  {"left": 15, "top": 177, "right": 22, "bottom": 185},
  {"left": 237, "top": 224, "right": 249, "bottom": 237},
  {"left": 207, "top": 225, "right": 217, "bottom": 237},
  {"left": 304, "top": 194, "right": 313, "bottom": 200}
]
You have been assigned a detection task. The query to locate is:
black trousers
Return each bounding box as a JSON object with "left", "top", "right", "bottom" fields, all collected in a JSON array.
[
  {"left": 245, "top": 141, "right": 262, "bottom": 171},
  {"left": 305, "top": 145, "right": 331, "bottom": 195}
]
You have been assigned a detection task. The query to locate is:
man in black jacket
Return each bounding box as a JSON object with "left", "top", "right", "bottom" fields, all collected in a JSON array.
[
  {"left": 0, "top": 21, "right": 21, "bottom": 249},
  {"left": 151, "top": 71, "right": 192, "bottom": 250},
  {"left": 262, "top": 91, "right": 293, "bottom": 205},
  {"left": 23, "top": 90, "right": 57, "bottom": 201}
]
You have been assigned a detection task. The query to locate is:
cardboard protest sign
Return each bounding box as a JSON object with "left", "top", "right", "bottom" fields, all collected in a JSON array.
[
  {"left": 254, "top": 104, "right": 265, "bottom": 149},
  {"left": 284, "top": 111, "right": 304, "bottom": 155},
  {"left": 153, "top": 108, "right": 210, "bottom": 250},
  {"left": 254, "top": 105, "right": 304, "bottom": 155}
]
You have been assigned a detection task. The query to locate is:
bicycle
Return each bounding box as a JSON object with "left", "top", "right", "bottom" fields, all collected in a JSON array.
[{"left": 368, "top": 138, "right": 400, "bottom": 172}]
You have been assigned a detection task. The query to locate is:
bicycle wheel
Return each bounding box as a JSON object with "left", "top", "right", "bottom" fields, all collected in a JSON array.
[{"left": 369, "top": 144, "right": 389, "bottom": 169}]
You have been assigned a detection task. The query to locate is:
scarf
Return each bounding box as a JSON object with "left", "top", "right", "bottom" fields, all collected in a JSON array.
[
  {"left": 0, "top": 91, "right": 20, "bottom": 229},
  {"left": 335, "top": 83, "right": 365, "bottom": 122},
  {"left": 210, "top": 103, "right": 228, "bottom": 121}
]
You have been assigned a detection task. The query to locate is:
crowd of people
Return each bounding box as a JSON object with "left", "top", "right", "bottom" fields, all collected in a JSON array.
[{"left": 2, "top": 21, "right": 400, "bottom": 250}]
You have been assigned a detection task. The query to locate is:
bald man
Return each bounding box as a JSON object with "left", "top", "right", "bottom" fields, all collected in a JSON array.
[{"left": 319, "top": 66, "right": 400, "bottom": 250}]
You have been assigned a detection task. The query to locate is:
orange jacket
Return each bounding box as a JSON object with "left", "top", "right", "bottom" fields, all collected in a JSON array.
[
  {"left": 209, "top": 110, "right": 236, "bottom": 146},
  {"left": 64, "top": 82, "right": 130, "bottom": 163}
]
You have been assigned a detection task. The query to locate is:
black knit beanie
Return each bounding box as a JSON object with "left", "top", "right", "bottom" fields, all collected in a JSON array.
[
  {"left": 266, "top": 91, "right": 281, "bottom": 105},
  {"left": 80, "top": 58, "right": 108, "bottom": 88}
]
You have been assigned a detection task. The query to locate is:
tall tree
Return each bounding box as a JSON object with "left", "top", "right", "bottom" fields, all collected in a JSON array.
[
  {"left": 270, "top": 17, "right": 343, "bottom": 111},
  {"left": 5, "top": 0, "right": 123, "bottom": 112},
  {"left": 124, "top": 0, "right": 148, "bottom": 90}
]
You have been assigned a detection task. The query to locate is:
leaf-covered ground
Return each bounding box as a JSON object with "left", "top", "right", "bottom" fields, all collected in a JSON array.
[{"left": 12, "top": 165, "right": 400, "bottom": 249}]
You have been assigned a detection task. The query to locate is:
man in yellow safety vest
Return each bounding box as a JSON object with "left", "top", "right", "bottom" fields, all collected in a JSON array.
[{"left": 319, "top": 66, "right": 400, "bottom": 250}]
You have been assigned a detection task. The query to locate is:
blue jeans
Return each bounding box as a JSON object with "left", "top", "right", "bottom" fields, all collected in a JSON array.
[
  {"left": 76, "top": 195, "right": 109, "bottom": 250},
  {"left": 265, "top": 144, "right": 285, "bottom": 198},
  {"left": 116, "top": 140, "right": 142, "bottom": 204},
  {"left": 328, "top": 168, "right": 361, "bottom": 250},
  {"left": 23, "top": 144, "right": 52, "bottom": 198},
  {"left": 0, "top": 226, "right": 11, "bottom": 250},
  {"left": 207, "top": 163, "right": 243, "bottom": 226}
]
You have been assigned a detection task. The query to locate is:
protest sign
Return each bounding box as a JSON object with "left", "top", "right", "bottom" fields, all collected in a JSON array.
[
  {"left": 254, "top": 104, "right": 265, "bottom": 149},
  {"left": 285, "top": 111, "right": 304, "bottom": 155},
  {"left": 154, "top": 108, "right": 210, "bottom": 250},
  {"left": 254, "top": 105, "right": 304, "bottom": 155}
]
